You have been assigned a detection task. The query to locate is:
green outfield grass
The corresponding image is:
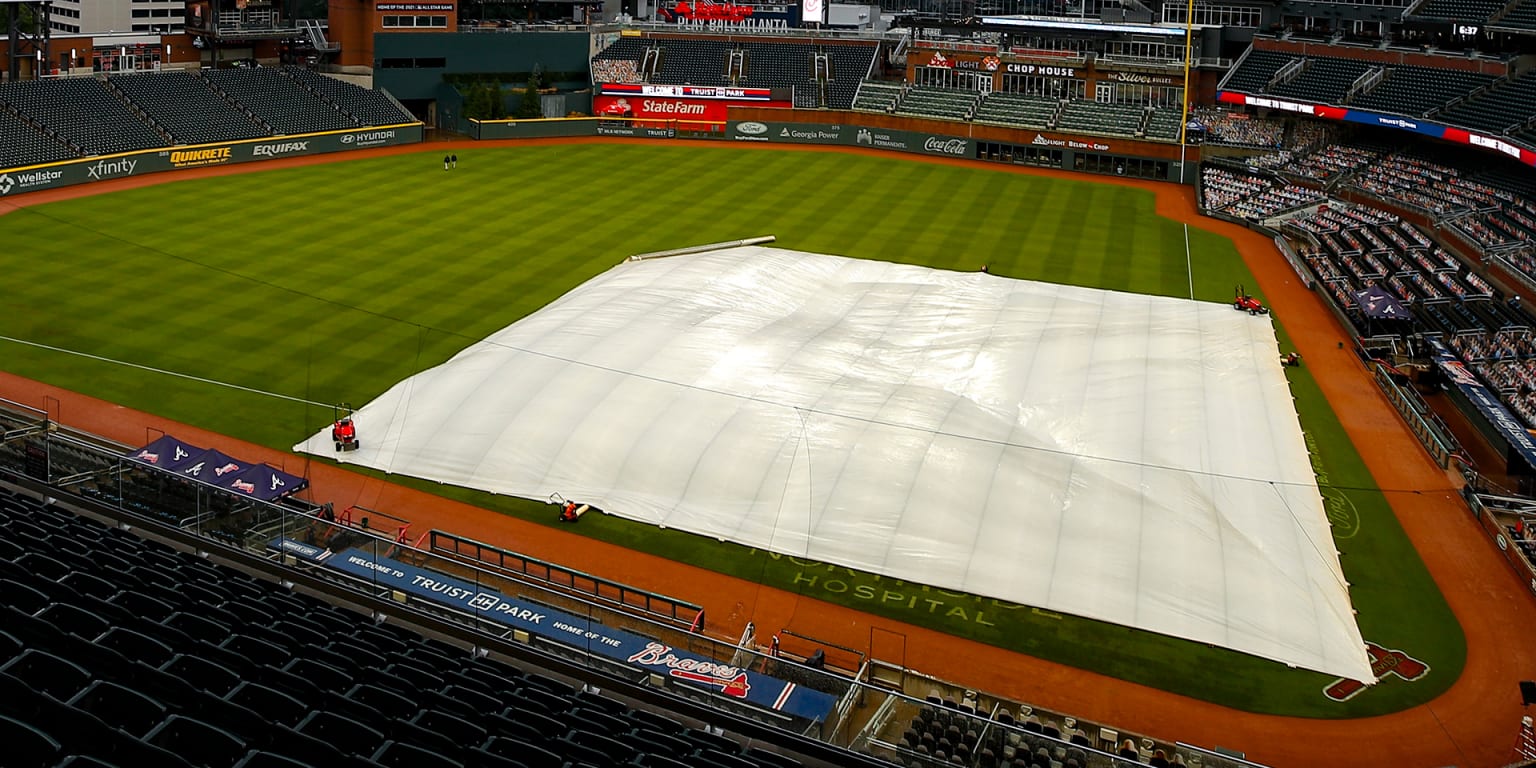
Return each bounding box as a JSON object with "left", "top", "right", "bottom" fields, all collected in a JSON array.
[{"left": 0, "top": 143, "right": 1463, "bottom": 716}]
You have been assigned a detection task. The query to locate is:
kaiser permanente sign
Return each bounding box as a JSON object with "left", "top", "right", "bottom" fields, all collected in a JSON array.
[
  {"left": 0, "top": 123, "right": 423, "bottom": 197},
  {"left": 311, "top": 545, "right": 838, "bottom": 723}
]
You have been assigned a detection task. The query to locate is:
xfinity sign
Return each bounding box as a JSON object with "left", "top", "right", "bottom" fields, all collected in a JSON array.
[{"left": 87, "top": 157, "right": 137, "bottom": 180}]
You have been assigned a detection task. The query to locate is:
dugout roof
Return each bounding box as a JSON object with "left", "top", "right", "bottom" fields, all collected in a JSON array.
[{"left": 296, "top": 246, "right": 1373, "bottom": 682}]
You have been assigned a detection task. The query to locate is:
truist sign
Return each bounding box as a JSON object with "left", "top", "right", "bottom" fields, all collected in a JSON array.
[{"left": 322, "top": 549, "right": 837, "bottom": 720}]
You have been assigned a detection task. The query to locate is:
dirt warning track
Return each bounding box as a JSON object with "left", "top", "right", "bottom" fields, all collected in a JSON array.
[{"left": 1, "top": 137, "right": 1532, "bottom": 768}]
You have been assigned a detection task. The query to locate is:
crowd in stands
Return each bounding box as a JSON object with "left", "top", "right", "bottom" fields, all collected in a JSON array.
[
  {"left": 1190, "top": 107, "right": 1285, "bottom": 147},
  {"left": 1201, "top": 166, "right": 1323, "bottom": 221},
  {"left": 1284, "top": 144, "right": 1378, "bottom": 181},
  {"left": 591, "top": 58, "right": 643, "bottom": 84}
]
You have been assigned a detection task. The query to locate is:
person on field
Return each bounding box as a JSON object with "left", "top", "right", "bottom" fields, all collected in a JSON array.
[
  {"left": 451, "top": 154, "right": 458, "bottom": 169},
  {"left": 443, "top": 154, "right": 450, "bottom": 171}
]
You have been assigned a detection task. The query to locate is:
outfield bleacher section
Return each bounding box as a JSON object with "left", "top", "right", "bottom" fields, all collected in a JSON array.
[
  {"left": 1143, "top": 109, "right": 1181, "bottom": 141},
  {"left": 0, "top": 78, "right": 166, "bottom": 157},
  {"left": 1350, "top": 66, "right": 1497, "bottom": 117},
  {"left": 591, "top": 37, "right": 878, "bottom": 110},
  {"left": 109, "top": 71, "right": 267, "bottom": 146},
  {"left": 201, "top": 68, "right": 355, "bottom": 136},
  {"left": 973, "top": 92, "right": 1058, "bottom": 130},
  {"left": 1498, "top": 0, "right": 1536, "bottom": 30},
  {"left": 1268, "top": 57, "right": 1375, "bottom": 105},
  {"left": 1412, "top": 0, "right": 1505, "bottom": 19},
  {"left": 281, "top": 67, "right": 414, "bottom": 127},
  {"left": 894, "top": 86, "right": 978, "bottom": 121},
  {"left": 1055, "top": 100, "right": 1144, "bottom": 138},
  {"left": 851, "top": 81, "right": 902, "bottom": 113},
  {"left": 0, "top": 110, "right": 77, "bottom": 167}
]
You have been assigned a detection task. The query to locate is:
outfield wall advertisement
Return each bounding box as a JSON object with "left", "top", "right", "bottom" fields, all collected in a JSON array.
[
  {"left": 0, "top": 124, "right": 424, "bottom": 198},
  {"left": 725, "top": 121, "right": 977, "bottom": 159}
]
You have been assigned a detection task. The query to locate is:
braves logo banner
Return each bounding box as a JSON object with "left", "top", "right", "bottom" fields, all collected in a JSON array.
[
  {"left": 124, "top": 435, "right": 306, "bottom": 500},
  {"left": 326, "top": 550, "right": 836, "bottom": 721}
]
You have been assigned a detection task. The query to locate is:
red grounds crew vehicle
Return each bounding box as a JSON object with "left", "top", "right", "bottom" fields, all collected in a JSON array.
[
  {"left": 1234, "top": 284, "right": 1270, "bottom": 315},
  {"left": 332, "top": 403, "right": 360, "bottom": 452}
]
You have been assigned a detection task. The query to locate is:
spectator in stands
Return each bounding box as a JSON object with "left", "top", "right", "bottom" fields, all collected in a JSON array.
[{"left": 1118, "top": 740, "right": 1139, "bottom": 760}]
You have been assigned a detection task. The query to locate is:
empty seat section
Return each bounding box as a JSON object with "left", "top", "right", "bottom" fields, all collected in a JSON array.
[
  {"left": 282, "top": 66, "right": 414, "bottom": 126},
  {"left": 0, "top": 78, "right": 166, "bottom": 155},
  {"left": 202, "top": 67, "right": 356, "bottom": 135},
  {"left": 110, "top": 71, "right": 269, "bottom": 144}
]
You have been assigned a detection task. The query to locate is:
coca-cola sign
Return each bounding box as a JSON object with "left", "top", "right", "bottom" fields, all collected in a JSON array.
[{"left": 923, "top": 137, "right": 970, "bottom": 156}]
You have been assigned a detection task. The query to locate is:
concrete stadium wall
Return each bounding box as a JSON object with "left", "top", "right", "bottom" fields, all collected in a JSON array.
[{"left": 0, "top": 124, "right": 424, "bottom": 198}]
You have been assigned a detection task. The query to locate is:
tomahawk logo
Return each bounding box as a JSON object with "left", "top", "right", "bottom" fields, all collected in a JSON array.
[
  {"left": 0, "top": 175, "right": 12, "bottom": 195},
  {"left": 1324, "top": 643, "right": 1429, "bottom": 701},
  {"left": 87, "top": 157, "right": 137, "bottom": 180},
  {"left": 856, "top": 128, "right": 873, "bottom": 145}
]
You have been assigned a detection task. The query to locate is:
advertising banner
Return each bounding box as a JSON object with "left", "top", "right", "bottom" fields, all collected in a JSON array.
[
  {"left": 599, "top": 83, "right": 784, "bottom": 102},
  {"left": 725, "top": 121, "right": 976, "bottom": 159},
  {"left": 326, "top": 549, "right": 839, "bottom": 722},
  {"left": 0, "top": 124, "right": 424, "bottom": 198},
  {"left": 595, "top": 95, "right": 791, "bottom": 126}
]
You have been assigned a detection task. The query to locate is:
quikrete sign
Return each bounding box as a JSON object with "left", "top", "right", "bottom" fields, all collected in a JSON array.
[
  {"left": 0, "top": 124, "right": 422, "bottom": 197},
  {"left": 324, "top": 549, "right": 838, "bottom": 722},
  {"left": 168, "top": 147, "right": 232, "bottom": 168}
]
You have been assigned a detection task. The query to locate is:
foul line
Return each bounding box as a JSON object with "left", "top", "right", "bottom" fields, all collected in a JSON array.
[
  {"left": 1184, "top": 222, "right": 1194, "bottom": 300},
  {"left": 0, "top": 334, "right": 331, "bottom": 408}
]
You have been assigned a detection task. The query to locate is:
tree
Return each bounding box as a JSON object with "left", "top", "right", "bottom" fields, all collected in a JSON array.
[{"left": 516, "top": 67, "right": 544, "bottom": 119}]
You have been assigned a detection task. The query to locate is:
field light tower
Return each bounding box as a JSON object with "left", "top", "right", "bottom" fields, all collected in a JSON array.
[{"left": 4, "top": 0, "right": 51, "bottom": 81}]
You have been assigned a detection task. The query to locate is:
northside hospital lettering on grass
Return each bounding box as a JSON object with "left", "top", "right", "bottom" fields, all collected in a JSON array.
[{"left": 762, "top": 550, "right": 1022, "bottom": 627}]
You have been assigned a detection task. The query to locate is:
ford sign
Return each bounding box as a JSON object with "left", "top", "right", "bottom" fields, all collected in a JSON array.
[{"left": 736, "top": 121, "right": 769, "bottom": 135}]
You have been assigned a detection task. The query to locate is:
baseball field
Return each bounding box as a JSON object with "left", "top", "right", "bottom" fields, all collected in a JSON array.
[{"left": 0, "top": 142, "right": 1463, "bottom": 719}]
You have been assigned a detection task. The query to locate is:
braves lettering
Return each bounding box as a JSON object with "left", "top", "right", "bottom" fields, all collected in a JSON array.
[{"left": 1323, "top": 643, "right": 1429, "bottom": 701}]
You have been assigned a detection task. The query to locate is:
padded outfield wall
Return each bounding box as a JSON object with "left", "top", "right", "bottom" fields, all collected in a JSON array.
[
  {"left": 0, "top": 123, "right": 424, "bottom": 199},
  {"left": 471, "top": 109, "right": 1196, "bottom": 182}
]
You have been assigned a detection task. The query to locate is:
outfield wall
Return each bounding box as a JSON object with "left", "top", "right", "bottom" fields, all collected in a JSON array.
[
  {"left": 0, "top": 123, "right": 424, "bottom": 199},
  {"left": 472, "top": 111, "right": 1193, "bottom": 182}
]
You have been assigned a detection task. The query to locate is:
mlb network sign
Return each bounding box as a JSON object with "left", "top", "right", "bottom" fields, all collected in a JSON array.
[{"left": 0, "top": 125, "right": 421, "bottom": 197}]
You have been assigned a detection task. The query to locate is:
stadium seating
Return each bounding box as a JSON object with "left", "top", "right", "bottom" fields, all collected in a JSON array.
[
  {"left": 0, "top": 78, "right": 167, "bottom": 157},
  {"left": 1143, "top": 108, "right": 1182, "bottom": 141},
  {"left": 1435, "top": 70, "right": 1536, "bottom": 137},
  {"left": 0, "top": 486, "right": 821, "bottom": 768},
  {"left": 201, "top": 68, "right": 356, "bottom": 136},
  {"left": 1348, "top": 66, "right": 1497, "bottom": 117},
  {"left": 109, "top": 72, "right": 268, "bottom": 146},
  {"left": 851, "top": 81, "right": 902, "bottom": 113},
  {"left": 1268, "top": 56, "right": 1375, "bottom": 104},
  {"left": 1054, "top": 100, "right": 1143, "bottom": 137},
  {"left": 972, "top": 92, "right": 1058, "bottom": 129},
  {"left": 281, "top": 68, "right": 414, "bottom": 127},
  {"left": 1412, "top": 0, "right": 1505, "bottom": 20},
  {"left": 1220, "top": 50, "right": 1296, "bottom": 95},
  {"left": 894, "top": 86, "right": 980, "bottom": 120},
  {"left": 592, "top": 38, "right": 876, "bottom": 110},
  {"left": 0, "top": 110, "right": 77, "bottom": 167},
  {"left": 1497, "top": 0, "right": 1536, "bottom": 31}
]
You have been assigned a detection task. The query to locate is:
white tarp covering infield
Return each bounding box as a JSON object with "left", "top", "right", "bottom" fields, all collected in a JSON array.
[{"left": 297, "top": 246, "right": 1372, "bottom": 681}]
